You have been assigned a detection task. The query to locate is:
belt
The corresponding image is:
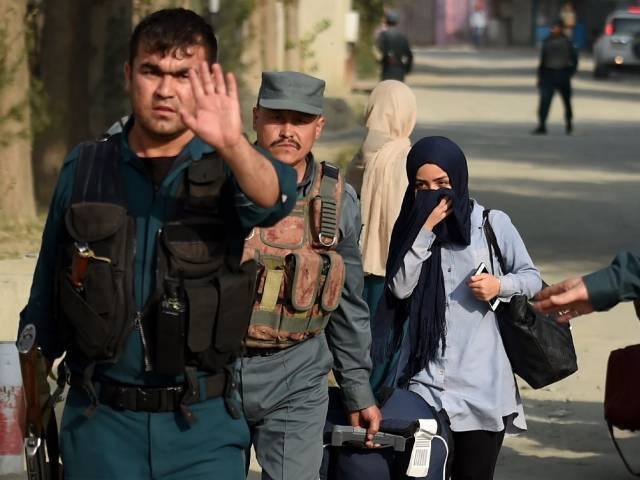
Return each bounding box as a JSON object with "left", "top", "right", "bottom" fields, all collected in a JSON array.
[
  {"left": 71, "top": 372, "right": 226, "bottom": 413},
  {"left": 244, "top": 346, "right": 294, "bottom": 357}
]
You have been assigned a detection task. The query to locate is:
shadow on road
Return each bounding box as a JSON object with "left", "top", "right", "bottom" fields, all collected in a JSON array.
[
  {"left": 497, "top": 397, "right": 640, "bottom": 480},
  {"left": 410, "top": 82, "right": 640, "bottom": 103},
  {"left": 412, "top": 63, "right": 535, "bottom": 77}
]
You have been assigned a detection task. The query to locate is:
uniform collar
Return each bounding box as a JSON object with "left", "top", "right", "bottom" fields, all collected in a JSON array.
[
  {"left": 119, "top": 116, "right": 214, "bottom": 163},
  {"left": 298, "top": 154, "right": 317, "bottom": 197}
]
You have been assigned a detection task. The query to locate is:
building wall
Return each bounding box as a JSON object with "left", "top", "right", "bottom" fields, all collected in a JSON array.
[
  {"left": 511, "top": 0, "right": 534, "bottom": 44},
  {"left": 399, "top": 0, "right": 437, "bottom": 46},
  {"left": 298, "top": 0, "right": 352, "bottom": 95},
  {"left": 437, "top": 0, "right": 472, "bottom": 44}
]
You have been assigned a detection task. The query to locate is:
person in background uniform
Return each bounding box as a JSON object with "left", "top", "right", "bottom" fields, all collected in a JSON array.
[
  {"left": 17, "top": 9, "right": 296, "bottom": 479},
  {"left": 533, "top": 18, "right": 578, "bottom": 135},
  {"left": 376, "top": 10, "right": 413, "bottom": 82},
  {"left": 534, "top": 251, "right": 640, "bottom": 321},
  {"left": 346, "top": 80, "right": 417, "bottom": 319},
  {"left": 241, "top": 71, "right": 382, "bottom": 480}
]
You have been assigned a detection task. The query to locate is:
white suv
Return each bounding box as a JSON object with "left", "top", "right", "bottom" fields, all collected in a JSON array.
[{"left": 593, "top": 7, "right": 640, "bottom": 77}]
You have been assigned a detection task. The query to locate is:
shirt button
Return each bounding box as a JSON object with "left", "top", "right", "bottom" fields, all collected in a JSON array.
[{"left": 447, "top": 267, "right": 452, "bottom": 272}]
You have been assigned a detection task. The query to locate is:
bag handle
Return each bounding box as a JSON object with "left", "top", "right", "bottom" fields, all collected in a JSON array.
[
  {"left": 482, "top": 209, "right": 507, "bottom": 275},
  {"left": 608, "top": 422, "right": 640, "bottom": 476}
]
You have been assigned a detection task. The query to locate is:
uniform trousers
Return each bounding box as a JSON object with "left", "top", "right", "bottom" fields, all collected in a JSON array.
[
  {"left": 537, "top": 69, "right": 573, "bottom": 128},
  {"left": 241, "top": 334, "right": 334, "bottom": 480},
  {"left": 60, "top": 386, "right": 250, "bottom": 479}
]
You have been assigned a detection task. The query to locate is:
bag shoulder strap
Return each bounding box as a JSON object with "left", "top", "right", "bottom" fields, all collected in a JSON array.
[
  {"left": 608, "top": 422, "right": 640, "bottom": 476},
  {"left": 482, "top": 209, "right": 507, "bottom": 275},
  {"left": 72, "top": 134, "right": 125, "bottom": 206}
]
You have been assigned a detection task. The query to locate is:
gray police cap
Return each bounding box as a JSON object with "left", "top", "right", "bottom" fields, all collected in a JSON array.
[
  {"left": 258, "top": 71, "right": 325, "bottom": 115},
  {"left": 385, "top": 10, "right": 399, "bottom": 24}
]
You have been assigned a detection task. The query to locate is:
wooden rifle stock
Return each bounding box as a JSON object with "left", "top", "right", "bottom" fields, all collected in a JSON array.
[{"left": 17, "top": 324, "right": 60, "bottom": 480}]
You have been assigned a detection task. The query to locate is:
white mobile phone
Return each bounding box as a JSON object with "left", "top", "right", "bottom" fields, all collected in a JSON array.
[{"left": 473, "top": 262, "right": 501, "bottom": 311}]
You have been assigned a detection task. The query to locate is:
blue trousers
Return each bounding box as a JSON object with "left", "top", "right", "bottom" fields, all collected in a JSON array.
[{"left": 60, "top": 387, "right": 250, "bottom": 479}]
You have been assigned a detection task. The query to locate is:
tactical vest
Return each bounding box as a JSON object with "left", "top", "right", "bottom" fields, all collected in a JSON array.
[
  {"left": 241, "top": 162, "right": 345, "bottom": 348},
  {"left": 57, "top": 134, "right": 257, "bottom": 384}
]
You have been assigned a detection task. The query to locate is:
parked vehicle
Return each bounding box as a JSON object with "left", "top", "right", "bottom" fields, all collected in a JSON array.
[{"left": 593, "top": 7, "right": 640, "bottom": 78}]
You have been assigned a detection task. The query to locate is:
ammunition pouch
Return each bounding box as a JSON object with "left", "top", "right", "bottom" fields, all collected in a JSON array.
[
  {"left": 58, "top": 139, "right": 135, "bottom": 363},
  {"left": 146, "top": 158, "right": 257, "bottom": 376},
  {"left": 151, "top": 220, "right": 257, "bottom": 374},
  {"left": 243, "top": 161, "right": 346, "bottom": 349}
]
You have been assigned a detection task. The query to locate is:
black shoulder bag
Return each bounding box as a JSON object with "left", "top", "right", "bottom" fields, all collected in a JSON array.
[{"left": 483, "top": 210, "right": 578, "bottom": 389}]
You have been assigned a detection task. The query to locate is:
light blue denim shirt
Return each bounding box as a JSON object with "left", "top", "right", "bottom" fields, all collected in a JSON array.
[{"left": 390, "top": 200, "right": 542, "bottom": 433}]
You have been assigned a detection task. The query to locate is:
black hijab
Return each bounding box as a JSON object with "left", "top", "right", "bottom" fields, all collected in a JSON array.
[{"left": 371, "top": 136, "right": 473, "bottom": 384}]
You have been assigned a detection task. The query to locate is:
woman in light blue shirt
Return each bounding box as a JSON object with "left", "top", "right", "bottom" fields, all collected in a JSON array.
[{"left": 371, "top": 136, "right": 542, "bottom": 480}]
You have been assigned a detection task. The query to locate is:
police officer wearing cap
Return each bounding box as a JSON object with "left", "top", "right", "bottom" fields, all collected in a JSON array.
[
  {"left": 376, "top": 10, "right": 413, "bottom": 82},
  {"left": 240, "top": 71, "right": 382, "bottom": 480},
  {"left": 17, "top": 9, "right": 297, "bottom": 479}
]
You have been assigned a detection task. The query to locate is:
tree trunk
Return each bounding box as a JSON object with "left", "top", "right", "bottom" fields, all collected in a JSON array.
[
  {"left": 0, "top": 1, "right": 36, "bottom": 224},
  {"left": 31, "top": 0, "right": 90, "bottom": 207},
  {"left": 284, "top": 0, "right": 300, "bottom": 71},
  {"left": 242, "top": 1, "right": 265, "bottom": 93},
  {"left": 261, "top": 0, "right": 279, "bottom": 71},
  {"left": 32, "top": 0, "right": 133, "bottom": 207},
  {"left": 87, "top": 1, "right": 132, "bottom": 136}
]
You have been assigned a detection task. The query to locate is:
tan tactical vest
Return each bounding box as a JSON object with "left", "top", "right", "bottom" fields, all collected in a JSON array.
[{"left": 241, "top": 162, "right": 346, "bottom": 348}]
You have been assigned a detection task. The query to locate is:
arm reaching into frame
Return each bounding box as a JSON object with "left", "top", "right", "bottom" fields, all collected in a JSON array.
[{"left": 533, "top": 276, "right": 594, "bottom": 322}]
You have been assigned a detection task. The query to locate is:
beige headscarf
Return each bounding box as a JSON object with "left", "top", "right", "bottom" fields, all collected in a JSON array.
[{"left": 356, "top": 80, "right": 417, "bottom": 277}]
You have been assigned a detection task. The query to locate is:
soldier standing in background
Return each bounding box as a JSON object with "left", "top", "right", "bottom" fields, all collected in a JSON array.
[
  {"left": 376, "top": 11, "right": 413, "bottom": 82},
  {"left": 533, "top": 18, "right": 578, "bottom": 135}
]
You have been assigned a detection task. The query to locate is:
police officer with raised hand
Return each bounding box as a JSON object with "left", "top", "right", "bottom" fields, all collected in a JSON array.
[
  {"left": 18, "top": 9, "right": 296, "bottom": 479},
  {"left": 241, "top": 71, "right": 382, "bottom": 480}
]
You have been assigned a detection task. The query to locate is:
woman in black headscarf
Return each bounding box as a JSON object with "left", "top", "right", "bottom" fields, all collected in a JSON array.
[{"left": 371, "top": 136, "right": 542, "bottom": 480}]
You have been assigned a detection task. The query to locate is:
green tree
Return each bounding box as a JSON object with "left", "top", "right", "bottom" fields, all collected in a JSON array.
[{"left": 352, "top": 0, "right": 387, "bottom": 77}]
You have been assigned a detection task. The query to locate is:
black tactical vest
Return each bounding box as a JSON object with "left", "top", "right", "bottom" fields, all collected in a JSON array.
[{"left": 57, "top": 134, "right": 257, "bottom": 382}]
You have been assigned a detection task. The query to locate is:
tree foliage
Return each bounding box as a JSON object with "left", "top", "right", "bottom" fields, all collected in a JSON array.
[{"left": 352, "top": 0, "right": 387, "bottom": 77}]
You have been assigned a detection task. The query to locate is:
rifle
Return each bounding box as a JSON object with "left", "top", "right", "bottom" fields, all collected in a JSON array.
[{"left": 17, "top": 324, "right": 64, "bottom": 480}]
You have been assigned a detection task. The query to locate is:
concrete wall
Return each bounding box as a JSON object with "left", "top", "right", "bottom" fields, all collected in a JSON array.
[
  {"left": 297, "top": 0, "right": 352, "bottom": 95},
  {"left": 0, "top": 259, "right": 36, "bottom": 342}
]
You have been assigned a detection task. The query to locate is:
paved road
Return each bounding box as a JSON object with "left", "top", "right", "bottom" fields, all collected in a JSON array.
[{"left": 3, "top": 46, "right": 639, "bottom": 479}]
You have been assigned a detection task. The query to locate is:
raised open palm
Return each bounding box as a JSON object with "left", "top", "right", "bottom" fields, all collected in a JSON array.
[{"left": 179, "top": 62, "right": 244, "bottom": 150}]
